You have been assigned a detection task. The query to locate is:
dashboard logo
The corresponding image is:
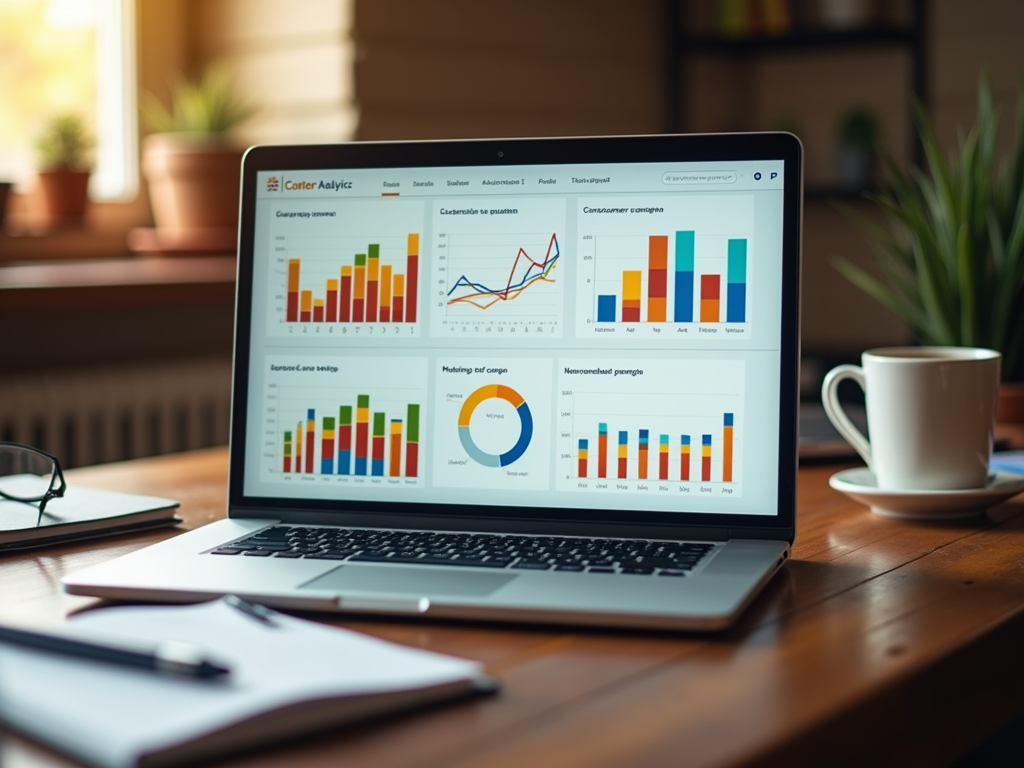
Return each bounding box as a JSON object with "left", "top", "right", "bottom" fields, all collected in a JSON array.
[{"left": 266, "top": 175, "right": 280, "bottom": 192}]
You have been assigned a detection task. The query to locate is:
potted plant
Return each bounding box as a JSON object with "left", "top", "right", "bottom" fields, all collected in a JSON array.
[
  {"left": 138, "top": 66, "right": 252, "bottom": 250},
  {"left": 836, "top": 108, "right": 878, "bottom": 191},
  {"left": 35, "top": 114, "right": 93, "bottom": 227},
  {"left": 834, "top": 75, "right": 1024, "bottom": 421}
]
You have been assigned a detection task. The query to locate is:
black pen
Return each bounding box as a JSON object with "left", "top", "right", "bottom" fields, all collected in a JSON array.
[
  {"left": 223, "top": 595, "right": 281, "bottom": 627},
  {"left": 0, "top": 622, "right": 231, "bottom": 680}
]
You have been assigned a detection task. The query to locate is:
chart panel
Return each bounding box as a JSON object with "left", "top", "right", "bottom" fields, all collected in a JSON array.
[
  {"left": 432, "top": 358, "right": 553, "bottom": 491},
  {"left": 266, "top": 199, "right": 426, "bottom": 339},
  {"left": 262, "top": 356, "right": 427, "bottom": 488},
  {"left": 430, "top": 198, "right": 566, "bottom": 337},
  {"left": 557, "top": 359, "right": 744, "bottom": 498},
  {"left": 575, "top": 196, "right": 753, "bottom": 340}
]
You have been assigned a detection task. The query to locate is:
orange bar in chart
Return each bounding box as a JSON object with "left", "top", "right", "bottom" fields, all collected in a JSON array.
[
  {"left": 598, "top": 422, "right": 608, "bottom": 478},
  {"left": 700, "top": 274, "right": 720, "bottom": 322},
  {"left": 312, "top": 298, "right": 325, "bottom": 322},
  {"left": 287, "top": 259, "right": 300, "bottom": 322},
  {"left": 380, "top": 265, "right": 392, "bottom": 322},
  {"left": 622, "top": 270, "right": 642, "bottom": 322},
  {"left": 723, "top": 413, "right": 734, "bottom": 482},
  {"left": 366, "top": 244, "right": 380, "bottom": 322},
  {"left": 389, "top": 419, "right": 402, "bottom": 477},
  {"left": 300, "top": 291, "right": 312, "bottom": 322},
  {"left": 647, "top": 236, "right": 668, "bottom": 322}
]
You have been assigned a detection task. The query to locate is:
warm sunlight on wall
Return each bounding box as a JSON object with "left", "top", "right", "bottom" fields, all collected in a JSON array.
[{"left": 0, "top": 0, "right": 136, "bottom": 200}]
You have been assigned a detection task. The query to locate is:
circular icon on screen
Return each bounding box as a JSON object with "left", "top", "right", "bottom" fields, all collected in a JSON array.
[{"left": 754, "top": 172, "right": 762, "bottom": 180}]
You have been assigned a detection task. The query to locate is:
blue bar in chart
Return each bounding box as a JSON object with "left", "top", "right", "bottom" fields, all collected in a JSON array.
[
  {"left": 673, "top": 230, "right": 695, "bottom": 322},
  {"left": 726, "top": 239, "right": 747, "bottom": 323}
]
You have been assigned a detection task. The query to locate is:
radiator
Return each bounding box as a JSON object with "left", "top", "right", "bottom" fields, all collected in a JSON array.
[{"left": 0, "top": 357, "right": 233, "bottom": 468}]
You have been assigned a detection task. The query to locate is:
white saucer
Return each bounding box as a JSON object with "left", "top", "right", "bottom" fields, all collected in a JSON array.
[{"left": 828, "top": 467, "right": 1024, "bottom": 520}]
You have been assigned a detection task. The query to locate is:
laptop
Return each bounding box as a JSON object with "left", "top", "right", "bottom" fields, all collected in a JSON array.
[{"left": 64, "top": 133, "right": 802, "bottom": 631}]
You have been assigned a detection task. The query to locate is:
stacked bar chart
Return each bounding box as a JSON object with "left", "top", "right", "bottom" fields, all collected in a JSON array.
[
  {"left": 558, "top": 358, "right": 745, "bottom": 496},
  {"left": 572, "top": 414, "right": 735, "bottom": 484},
  {"left": 285, "top": 235, "right": 419, "bottom": 325},
  {"left": 594, "top": 232, "right": 747, "bottom": 325},
  {"left": 281, "top": 397, "right": 421, "bottom": 479},
  {"left": 577, "top": 195, "right": 754, "bottom": 339}
]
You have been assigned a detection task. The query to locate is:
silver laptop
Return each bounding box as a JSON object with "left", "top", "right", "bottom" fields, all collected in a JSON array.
[{"left": 64, "top": 133, "right": 802, "bottom": 631}]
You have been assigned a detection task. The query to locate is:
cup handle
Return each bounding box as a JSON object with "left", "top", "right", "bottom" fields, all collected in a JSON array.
[{"left": 821, "top": 364, "right": 872, "bottom": 470}]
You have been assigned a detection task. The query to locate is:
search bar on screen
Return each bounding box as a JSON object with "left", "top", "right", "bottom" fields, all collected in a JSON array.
[{"left": 662, "top": 172, "right": 737, "bottom": 185}]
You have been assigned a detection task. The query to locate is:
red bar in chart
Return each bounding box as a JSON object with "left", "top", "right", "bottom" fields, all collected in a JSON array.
[
  {"left": 701, "top": 434, "right": 711, "bottom": 482},
  {"left": 406, "top": 234, "right": 419, "bottom": 323}
]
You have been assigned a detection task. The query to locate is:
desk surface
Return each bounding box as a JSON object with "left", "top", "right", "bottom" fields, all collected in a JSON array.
[{"left": 3, "top": 447, "right": 1024, "bottom": 768}]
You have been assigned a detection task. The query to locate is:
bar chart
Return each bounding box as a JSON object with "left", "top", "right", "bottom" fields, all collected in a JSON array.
[
  {"left": 263, "top": 356, "right": 427, "bottom": 487},
  {"left": 285, "top": 235, "right": 419, "bottom": 326},
  {"left": 267, "top": 199, "right": 425, "bottom": 338},
  {"left": 430, "top": 197, "right": 566, "bottom": 336},
  {"left": 576, "top": 195, "right": 754, "bottom": 340},
  {"left": 281, "top": 398, "right": 421, "bottom": 479},
  {"left": 574, "top": 412, "right": 735, "bottom": 484},
  {"left": 557, "top": 358, "right": 744, "bottom": 496}
]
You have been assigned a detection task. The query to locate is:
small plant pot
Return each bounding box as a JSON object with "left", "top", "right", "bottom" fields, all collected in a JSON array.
[
  {"left": 837, "top": 147, "right": 873, "bottom": 191},
  {"left": 37, "top": 169, "right": 90, "bottom": 226},
  {"left": 142, "top": 134, "right": 242, "bottom": 233},
  {"left": 997, "top": 382, "right": 1024, "bottom": 425}
]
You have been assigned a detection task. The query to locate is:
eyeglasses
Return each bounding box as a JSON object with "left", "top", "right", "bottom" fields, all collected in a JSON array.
[{"left": 0, "top": 442, "right": 67, "bottom": 527}]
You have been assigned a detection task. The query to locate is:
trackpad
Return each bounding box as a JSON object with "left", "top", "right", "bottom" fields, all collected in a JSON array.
[{"left": 301, "top": 565, "right": 516, "bottom": 598}]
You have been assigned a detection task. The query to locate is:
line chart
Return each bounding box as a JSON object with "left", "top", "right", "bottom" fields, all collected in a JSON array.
[
  {"left": 430, "top": 197, "right": 567, "bottom": 335},
  {"left": 445, "top": 233, "right": 559, "bottom": 310}
]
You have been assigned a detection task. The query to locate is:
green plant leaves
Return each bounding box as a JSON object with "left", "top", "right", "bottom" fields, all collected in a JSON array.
[
  {"left": 834, "top": 74, "right": 1024, "bottom": 380},
  {"left": 140, "top": 65, "right": 253, "bottom": 135}
]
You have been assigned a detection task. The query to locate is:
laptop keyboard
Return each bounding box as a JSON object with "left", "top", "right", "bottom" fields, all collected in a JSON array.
[{"left": 211, "top": 527, "right": 716, "bottom": 576}]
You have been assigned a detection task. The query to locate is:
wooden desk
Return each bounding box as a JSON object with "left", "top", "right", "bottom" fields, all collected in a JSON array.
[{"left": 3, "top": 448, "right": 1024, "bottom": 768}]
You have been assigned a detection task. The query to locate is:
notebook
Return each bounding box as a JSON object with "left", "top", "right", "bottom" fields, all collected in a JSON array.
[
  {"left": 64, "top": 133, "right": 803, "bottom": 631},
  {"left": 0, "top": 483, "right": 179, "bottom": 552},
  {"left": 0, "top": 599, "right": 489, "bottom": 768}
]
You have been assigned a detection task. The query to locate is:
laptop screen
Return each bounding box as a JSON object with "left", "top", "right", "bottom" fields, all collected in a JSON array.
[{"left": 233, "top": 135, "right": 801, "bottom": 534}]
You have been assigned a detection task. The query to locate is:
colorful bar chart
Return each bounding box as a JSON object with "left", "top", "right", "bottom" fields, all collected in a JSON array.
[
  {"left": 574, "top": 414, "right": 735, "bottom": 484},
  {"left": 285, "top": 234, "right": 419, "bottom": 325},
  {"left": 284, "top": 397, "right": 420, "bottom": 478},
  {"left": 592, "top": 231, "right": 748, "bottom": 326}
]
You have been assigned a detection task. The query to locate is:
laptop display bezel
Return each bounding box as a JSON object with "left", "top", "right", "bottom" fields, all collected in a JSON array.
[{"left": 227, "top": 133, "right": 801, "bottom": 543}]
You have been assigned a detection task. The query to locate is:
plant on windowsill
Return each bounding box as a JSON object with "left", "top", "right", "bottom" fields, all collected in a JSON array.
[
  {"left": 834, "top": 75, "right": 1024, "bottom": 421},
  {"left": 35, "top": 114, "right": 93, "bottom": 229},
  {"left": 136, "top": 65, "right": 253, "bottom": 254}
]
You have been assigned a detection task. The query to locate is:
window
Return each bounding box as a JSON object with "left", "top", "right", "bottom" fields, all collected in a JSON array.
[{"left": 0, "top": 0, "right": 136, "bottom": 200}]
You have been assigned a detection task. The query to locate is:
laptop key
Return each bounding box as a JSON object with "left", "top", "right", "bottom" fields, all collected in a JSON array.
[
  {"left": 658, "top": 570, "right": 687, "bottom": 577},
  {"left": 211, "top": 548, "right": 242, "bottom": 555},
  {"left": 512, "top": 561, "right": 552, "bottom": 571}
]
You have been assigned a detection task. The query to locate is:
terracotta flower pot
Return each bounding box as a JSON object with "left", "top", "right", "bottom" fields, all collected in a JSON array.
[
  {"left": 142, "top": 134, "right": 242, "bottom": 233},
  {"left": 37, "top": 168, "right": 90, "bottom": 226}
]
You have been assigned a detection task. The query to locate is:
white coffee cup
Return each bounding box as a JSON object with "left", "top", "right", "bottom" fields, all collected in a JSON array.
[{"left": 822, "top": 347, "right": 1000, "bottom": 491}]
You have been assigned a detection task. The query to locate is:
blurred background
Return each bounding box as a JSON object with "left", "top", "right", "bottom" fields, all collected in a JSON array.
[{"left": 1, "top": 0, "right": 1022, "bottom": 468}]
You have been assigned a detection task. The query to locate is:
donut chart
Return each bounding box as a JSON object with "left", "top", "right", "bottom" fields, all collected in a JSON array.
[{"left": 458, "top": 384, "right": 533, "bottom": 467}]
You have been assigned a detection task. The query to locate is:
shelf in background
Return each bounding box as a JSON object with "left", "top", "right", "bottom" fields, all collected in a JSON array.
[{"left": 679, "top": 26, "right": 918, "bottom": 55}]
